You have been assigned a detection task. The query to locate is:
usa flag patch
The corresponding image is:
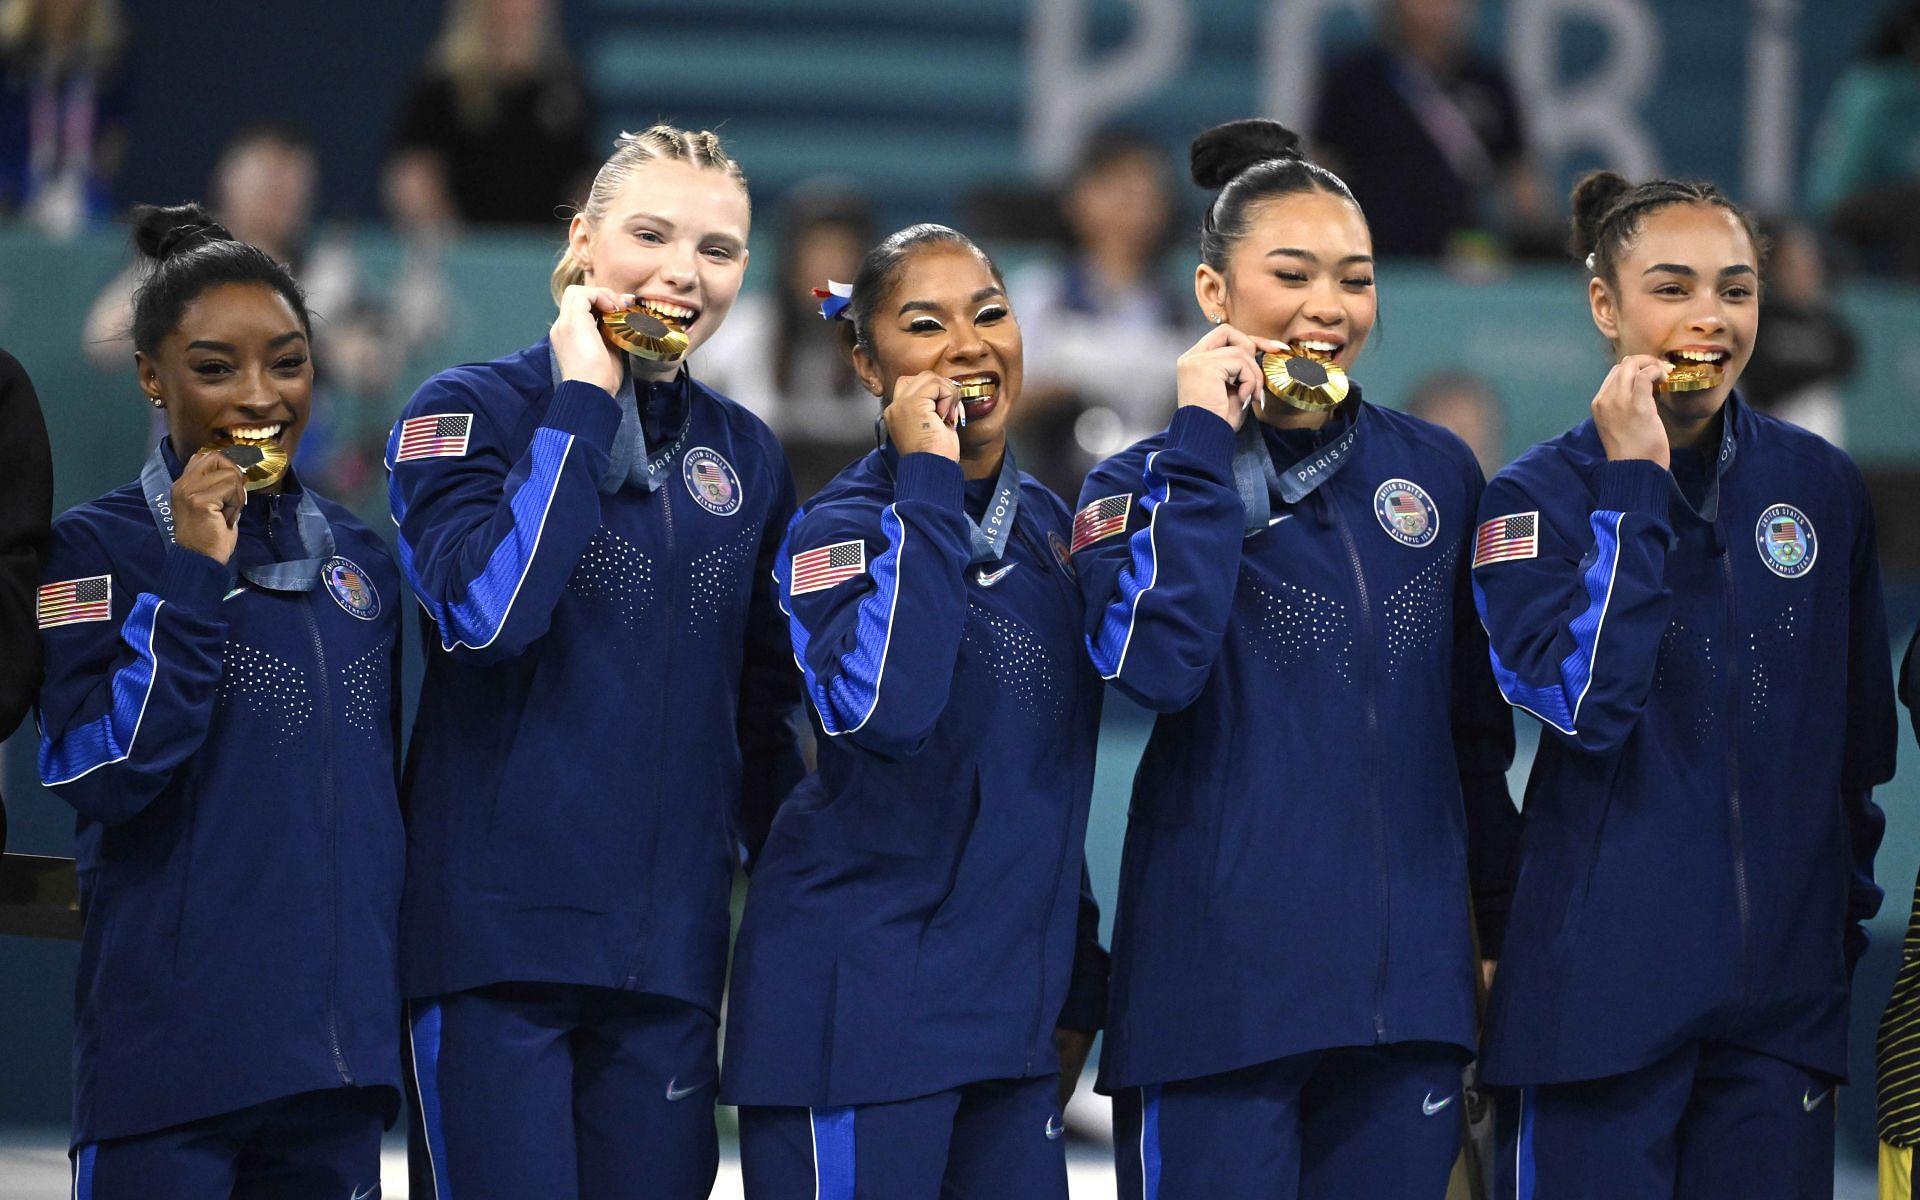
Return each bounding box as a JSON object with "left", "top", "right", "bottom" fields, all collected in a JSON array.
[
  {"left": 1070, "top": 494, "right": 1131, "bottom": 555},
  {"left": 790, "top": 539, "right": 867, "bottom": 596},
  {"left": 394, "top": 413, "right": 473, "bottom": 462},
  {"left": 1473, "top": 512, "right": 1540, "bottom": 567},
  {"left": 38, "top": 575, "right": 112, "bottom": 628}
]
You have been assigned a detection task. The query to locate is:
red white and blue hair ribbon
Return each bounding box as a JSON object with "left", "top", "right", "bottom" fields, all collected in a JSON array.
[{"left": 812, "top": 280, "right": 854, "bottom": 322}]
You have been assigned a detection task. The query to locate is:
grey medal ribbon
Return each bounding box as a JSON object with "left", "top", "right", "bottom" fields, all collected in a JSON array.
[
  {"left": 1232, "top": 406, "right": 1363, "bottom": 535},
  {"left": 548, "top": 348, "right": 690, "bottom": 494},
  {"left": 141, "top": 440, "right": 335, "bottom": 593},
  {"left": 968, "top": 447, "right": 1021, "bottom": 566}
]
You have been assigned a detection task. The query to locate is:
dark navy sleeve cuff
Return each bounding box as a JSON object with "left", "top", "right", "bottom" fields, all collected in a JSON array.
[
  {"left": 157, "top": 543, "right": 233, "bottom": 615},
  {"left": 544, "top": 379, "right": 624, "bottom": 450},
  {"left": 1591, "top": 459, "right": 1671, "bottom": 516},
  {"left": 894, "top": 452, "right": 965, "bottom": 509},
  {"left": 1165, "top": 406, "right": 1237, "bottom": 473}
]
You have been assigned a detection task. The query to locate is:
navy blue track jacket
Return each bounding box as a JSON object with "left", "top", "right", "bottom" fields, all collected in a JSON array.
[
  {"left": 1074, "top": 400, "right": 1520, "bottom": 1092},
  {"left": 1473, "top": 395, "right": 1896, "bottom": 1086},
  {"left": 720, "top": 446, "right": 1108, "bottom": 1108},
  {"left": 388, "top": 340, "right": 805, "bottom": 1010},
  {"left": 37, "top": 444, "right": 405, "bottom": 1145}
]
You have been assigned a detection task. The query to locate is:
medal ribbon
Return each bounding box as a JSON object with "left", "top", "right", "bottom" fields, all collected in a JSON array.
[{"left": 141, "top": 441, "right": 335, "bottom": 593}]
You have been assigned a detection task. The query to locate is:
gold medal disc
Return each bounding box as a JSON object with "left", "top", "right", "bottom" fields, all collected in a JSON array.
[
  {"left": 1261, "top": 345, "right": 1351, "bottom": 412},
  {"left": 601, "top": 307, "right": 691, "bottom": 363},
  {"left": 209, "top": 435, "right": 291, "bottom": 492},
  {"left": 1659, "top": 360, "right": 1723, "bottom": 393}
]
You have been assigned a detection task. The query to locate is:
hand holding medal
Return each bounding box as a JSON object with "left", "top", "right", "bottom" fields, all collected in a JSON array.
[
  {"left": 171, "top": 448, "right": 249, "bottom": 564},
  {"left": 883, "top": 371, "right": 963, "bottom": 462},
  {"left": 1175, "top": 322, "right": 1291, "bottom": 431}
]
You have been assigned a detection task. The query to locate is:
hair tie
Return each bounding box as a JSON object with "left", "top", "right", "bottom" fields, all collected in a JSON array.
[
  {"left": 812, "top": 280, "right": 853, "bottom": 322},
  {"left": 1584, "top": 252, "right": 1597, "bottom": 274}
]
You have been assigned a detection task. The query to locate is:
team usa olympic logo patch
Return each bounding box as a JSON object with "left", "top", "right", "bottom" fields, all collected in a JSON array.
[
  {"left": 1373, "top": 479, "right": 1438, "bottom": 548},
  {"left": 683, "top": 447, "right": 742, "bottom": 516},
  {"left": 322, "top": 556, "right": 381, "bottom": 620},
  {"left": 1755, "top": 503, "right": 1817, "bottom": 578}
]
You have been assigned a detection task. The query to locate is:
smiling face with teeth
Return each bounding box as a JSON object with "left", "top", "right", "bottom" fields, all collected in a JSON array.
[
  {"left": 1194, "top": 189, "right": 1376, "bottom": 425},
  {"left": 852, "top": 244, "right": 1023, "bottom": 473},
  {"left": 1589, "top": 202, "right": 1759, "bottom": 440},
  {"left": 137, "top": 281, "right": 312, "bottom": 491},
  {"left": 567, "top": 159, "right": 751, "bottom": 380}
]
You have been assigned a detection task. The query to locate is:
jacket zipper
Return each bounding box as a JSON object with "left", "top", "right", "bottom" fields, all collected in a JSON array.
[
  {"left": 1719, "top": 546, "right": 1751, "bottom": 1002},
  {"left": 277, "top": 501, "right": 352, "bottom": 1084},
  {"left": 1328, "top": 494, "right": 1390, "bottom": 1042},
  {"left": 623, "top": 482, "right": 675, "bottom": 990}
]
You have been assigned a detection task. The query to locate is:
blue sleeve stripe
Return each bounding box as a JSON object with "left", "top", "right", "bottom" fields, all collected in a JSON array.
[
  {"left": 391, "top": 426, "right": 575, "bottom": 652},
  {"left": 38, "top": 594, "right": 164, "bottom": 788},
  {"left": 1516, "top": 1085, "right": 1537, "bottom": 1200},
  {"left": 1480, "top": 509, "right": 1626, "bottom": 735},
  {"left": 406, "top": 1000, "right": 452, "bottom": 1200},
  {"left": 1088, "top": 451, "right": 1170, "bottom": 680},
  {"left": 809, "top": 1106, "right": 856, "bottom": 1200},
  {"left": 778, "top": 506, "right": 906, "bottom": 737}
]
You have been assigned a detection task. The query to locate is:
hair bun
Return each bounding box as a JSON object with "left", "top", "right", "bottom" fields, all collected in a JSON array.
[
  {"left": 1568, "top": 170, "right": 1632, "bottom": 260},
  {"left": 131, "top": 202, "right": 233, "bottom": 263},
  {"left": 1190, "top": 119, "right": 1304, "bottom": 190}
]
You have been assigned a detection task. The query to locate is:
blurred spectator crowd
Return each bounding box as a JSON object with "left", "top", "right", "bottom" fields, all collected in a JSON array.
[{"left": 1, "top": 0, "right": 1916, "bottom": 503}]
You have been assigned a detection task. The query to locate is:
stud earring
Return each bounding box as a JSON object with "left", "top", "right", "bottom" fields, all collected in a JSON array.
[{"left": 1209, "top": 313, "right": 1223, "bottom": 325}]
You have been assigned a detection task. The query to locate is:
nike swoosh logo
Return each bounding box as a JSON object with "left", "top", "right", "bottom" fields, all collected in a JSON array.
[
  {"left": 1267, "top": 513, "right": 1294, "bottom": 527},
  {"left": 222, "top": 585, "right": 249, "bottom": 601},
  {"left": 350, "top": 1186, "right": 380, "bottom": 1200},
  {"left": 976, "top": 563, "right": 1017, "bottom": 587},
  {"left": 1044, "top": 1114, "right": 1064, "bottom": 1140},
  {"left": 665, "top": 1077, "right": 703, "bottom": 1102},
  {"left": 1422, "top": 1091, "right": 1456, "bottom": 1117},
  {"left": 1803, "top": 1086, "right": 1835, "bottom": 1112}
]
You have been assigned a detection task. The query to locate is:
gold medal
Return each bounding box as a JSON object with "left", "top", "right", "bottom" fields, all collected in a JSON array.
[
  {"left": 208, "top": 432, "right": 290, "bottom": 492},
  {"left": 1659, "top": 359, "right": 1723, "bottom": 393},
  {"left": 955, "top": 378, "right": 995, "bottom": 403},
  {"left": 601, "top": 305, "right": 690, "bottom": 363},
  {"left": 1260, "top": 342, "right": 1350, "bottom": 412}
]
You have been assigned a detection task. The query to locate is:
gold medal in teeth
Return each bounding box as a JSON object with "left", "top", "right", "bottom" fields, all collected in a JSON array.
[
  {"left": 601, "top": 305, "right": 691, "bottom": 363},
  {"left": 1659, "top": 358, "right": 1723, "bottom": 394},
  {"left": 1261, "top": 343, "right": 1350, "bottom": 412},
  {"left": 954, "top": 378, "right": 996, "bottom": 402},
  {"left": 208, "top": 432, "right": 291, "bottom": 492}
]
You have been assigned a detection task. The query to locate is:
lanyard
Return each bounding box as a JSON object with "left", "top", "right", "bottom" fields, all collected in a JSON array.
[
  {"left": 965, "top": 446, "right": 1022, "bottom": 566},
  {"left": 548, "top": 348, "right": 691, "bottom": 494},
  {"left": 140, "top": 441, "right": 334, "bottom": 593},
  {"left": 1232, "top": 404, "right": 1363, "bottom": 534}
]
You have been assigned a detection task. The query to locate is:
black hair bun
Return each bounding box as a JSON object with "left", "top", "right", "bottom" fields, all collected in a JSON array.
[
  {"left": 131, "top": 202, "right": 232, "bottom": 263},
  {"left": 1190, "top": 119, "right": 1304, "bottom": 190},
  {"left": 1568, "top": 170, "right": 1631, "bottom": 259}
]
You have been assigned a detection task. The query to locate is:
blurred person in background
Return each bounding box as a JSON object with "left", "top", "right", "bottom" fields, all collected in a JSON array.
[
  {"left": 695, "top": 180, "right": 877, "bottom": 442},
  {"left": 1009, "top": 128, "right": 1194, "bottom": 496},
  {"left": 1805, "top": 0, "right": 1920, "bottom": 279},
  {"left": 0, "top": 0, "right": 126, "bottom": 237},
  {"left": 38, "top": 203, "right": 406, "bottom": 1199},
  {"left": 1407, "top": 368, "right": 1506, "bottom": 477},
  {"left": 1310, "top": 0, "right": 1545, "bottom": 261},
  {"left": 386, "top": 0, "right": 596, "bottom": 228},
  {"left": 1877, "top": 624, "right": 1920, "bottom": 1199},
  {"left": 1738, "top": 217, "right": 1856, "bottom": 447},
  {"left": 0, "top": 347, "right": 52, "bottom": 853}
]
